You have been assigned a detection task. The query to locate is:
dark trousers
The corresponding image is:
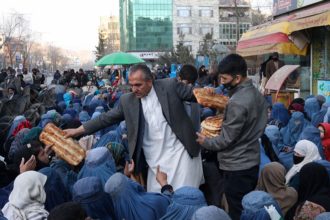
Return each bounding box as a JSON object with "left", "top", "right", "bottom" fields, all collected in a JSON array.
[{"left": 222, "top": 165, "right": 259, "bottom": 220}]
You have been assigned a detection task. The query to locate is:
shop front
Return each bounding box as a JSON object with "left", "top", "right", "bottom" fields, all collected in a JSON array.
[{"left": 237, "top": 1, "right": 330, "bottom": 100}]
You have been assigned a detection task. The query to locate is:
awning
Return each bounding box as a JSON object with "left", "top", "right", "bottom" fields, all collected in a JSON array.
[
  {"left": 265, "top": 65, "right": 300, "bottom": 91},
  {"left": 237, "top": 7, "right": 330, "bottom": 57}
]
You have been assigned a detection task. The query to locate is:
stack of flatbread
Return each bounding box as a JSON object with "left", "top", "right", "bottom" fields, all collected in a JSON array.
[
  {"left": 193, "top": 88, "right": 229, "bottom": 110},
  {"left": 201, "top": 116, "right": 223, "bottom": 138},
  {"left": 39, "top": 123, "right": 86, "bottom": 166}
]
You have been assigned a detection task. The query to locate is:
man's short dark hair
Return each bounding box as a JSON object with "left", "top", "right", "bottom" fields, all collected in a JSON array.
[
  {"left": 179, "top": 64, "right": 198, "bottom": 84},
  {"left": 129, "top": 64, "right": 153, "bottom": 81},
  {"left": 218, "top": 54, "right": 247, "bottom": 77},
  {"left": 48, "top": 202, "right": 87, "bottom": 220}
]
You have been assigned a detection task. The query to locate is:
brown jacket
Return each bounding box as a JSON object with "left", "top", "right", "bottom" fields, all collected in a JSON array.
[{"left": 265, "top": 59, "right": 285, "bottom": 80}]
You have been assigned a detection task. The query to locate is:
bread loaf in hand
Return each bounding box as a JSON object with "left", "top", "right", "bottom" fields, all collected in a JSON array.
[{"left": 39, "top": 123, "right": 85, "bottom": 166}]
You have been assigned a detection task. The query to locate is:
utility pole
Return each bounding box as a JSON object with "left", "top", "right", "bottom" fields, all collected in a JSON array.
[{"left": 234, "top": 0, "right": 240, "bottom": 45}]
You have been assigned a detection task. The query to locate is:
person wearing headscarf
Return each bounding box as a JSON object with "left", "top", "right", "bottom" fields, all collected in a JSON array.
[
  {"left": 319, "top": 123, "right": 330, "bottom": 162},
  {"left": 1, "top": 171, "right": 48, "bottom": 220},
  {"left": 6, "top": 116, "right": 26, "bottom": 140},
  {"left": 11, "top": 139, "right": 52, "bottom": 174},
  {"left": 256, "top": 162, "right": 297, "bottom": 215},
  {"left": 63, "top": 106, "right": 77, "bottom": 119},
  {"left": 77, "top": 147, "right": 116, "bottom": 185},
  {"left": 72, "top": 103, "right": 81, "bottom": 114},
  {"left": 7, "top": 128, "right": 31, "bottom": 162},
  {"left": 61, "top": 114, "right": 73, "bottom": 126},
  {"left": 304, "top": 97, "right": 320, "bottom": 121},
  {"left": 160, "top": 186, "right": 207, "bottom": 220},
  {"left": 281, "top": 112, "right": 309, "bottom": 148},
  {"left": 191, "top": 206, "right": 231, "bottom": 220},
  {"left": 324, "top": 107, "right": 330, "bottom": 123},
  {"left": 316, "top": 95, "right": 326, "bottom": 108},
  {"left": 48, "top": 202, "right": 88, "bottom": 220},
  {"left": 72, "top": 177, "right": 115, "bottom": 220},
  {"left": 241, "top": 191, "right": 283, "bottom": 220},
  {"left": 79, "top": 110, "right": 91, "bottom": 123},
  {"left": 312, "top": 103, "right": 330, "bottom": 127},
  {"left": 38, "top": 167, "right": 69, "bottom": 212},
  {"left": 268, "top": 103, "right": 290, "bottom": 128},
  {"left": 299, "top": 125, "right": 325, "bottom": 159},
  {"left": 294, "top": 162, "right": 330, "bottom": 219},
  {"left": 285, "top": 140, "right": 322, "bottom": 189},
  {"left": 39, "top": 110, "right": 62, "bottom": 128},
  {"left": 63, "top": 92, "right": 73, "bottom": 108},
  {"left": 263, "top": 126, "right": 293, "bottom": 170},
  {"left": 105, "top": 172, "right": 170, "bottom": 220},
  {"left": 95, "top": 106, "right": 104, "bottom": 114},
  {"left": 316, "top": 212, "right": 330, "bottom": 220}
]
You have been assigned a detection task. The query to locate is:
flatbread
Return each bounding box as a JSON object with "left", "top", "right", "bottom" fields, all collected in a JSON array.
[
  {"left": 39, "top": 123, "right": 85, "bottom": 166},
  {"left": 193, "top": 88, "right": 229, "bottom": 110}
]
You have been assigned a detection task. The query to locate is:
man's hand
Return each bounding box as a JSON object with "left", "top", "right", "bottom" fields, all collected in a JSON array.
[
  {"left": 20, "top": 155, "right": 36, "bottom": 173},
  {"left": 124, "top": 159, "right": 135, "bottom": 177},
  {"left": 44, "top": 144, "right": 54, "bottom": 156},
  {"left": 156, "top": 165, "right": 168, "bottom": 187},
  {"left": 63, "top": 126, "right": 85, "bottom": 138},
  {"left": 196, "top": 132, "right": 207, "bottom": 145}
]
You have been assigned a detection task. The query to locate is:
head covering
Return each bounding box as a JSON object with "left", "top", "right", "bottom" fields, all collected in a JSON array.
[
  {"left": 91, "top": 111, "right": 101, "bottom": 119},
  {"left": 304, "top": 97, "right": 320, "bottom": 121},
  {"left": 56, "top": 101, "right": 67, "bottom": 114},
  {"left": 299, "top": 125, "right": 325, "bottom": 159},
  {"left": 12, "top": 120, "right": 32, "bottom": 137},
  {"left": 95, "top": 106, "right": 105, "bottom": 113},
  {"left": 77, "top": 147, "right": 116, "bottom": 185},
  {"left": 256, "top": 162, "right": 298, "bottom": 215},
  {"left": 288, "top": 103, "right": 304, "bottom": 113},
  {"left": 160, "top": 186, "right": 207, "bottom": 220},
  {"left": 72, "top": 103, "right": 81, "bottom": 113},
  {"left": 22, "top": 127, "right": 42, "bottom": 144},
  {"left": 61, "top": 114, "right": 73, "bottom": 125},
  {"left": 105, "top": 142, "right": 128, "bottom": 169},
  {"left": 281, "top": 112, "right": 308, "bottom": 147},
  {"left": 1, "top": 171, "right": 49, "bottom": 220},
  {"left": 265, "top": 125, "right": 284, "bottom": 156},
  {"left": 63, "top": 92, "right": 72, "bottom": 107},
  {"left": 191, "top": 206, "right": 231, "bottom": 220},
  {"left": 79, "top": 111, "right": 90, "bottom": 123},
  {"left": 324, "top": 106, "right": 330, "bottom": 123},
  {"left": 105, "top": 173, "right": 170, "bottom": 220},
  {"left": 285, "top": 140, "right": 322, "bottom": 184},
  {"left": 47, "top": 202, "right": 87, "bottom": 220},
  {"left": 72, "top": 177, "right": 114, "bottom": 220},
  {"left": 40, "top": 110, "right": 62, "bottom": 128},
  {"left": 39, "top": 167, "right": 69, "bottom": 212},
  {"left": 316, "top": 212, "right": 330, "bottom": 220},
  {"left": 63, "top": 108, "right": 77, "bottom": 119},
  {"left": 316, "top": 95, "right": 326, "bottom": 107},
  {"left": 270, "top": 103, "right": 290, "bottom": 127},
  {"left": 290, "top": 98, "right": 305, "bottom": 106},
  {"left": 241, "top": 191, "right": 283, "bottom": 220},
  {"left": 8, "top": 128, "right": 30, "bottom": 161},
  {"left": 298, "top": 162, "right": 330, "bottom": 211},
  {"left": 7, "top": 116, "right": 26, "bottom": 139}
]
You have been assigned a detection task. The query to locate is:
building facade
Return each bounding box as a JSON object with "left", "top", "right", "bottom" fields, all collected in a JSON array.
[
  {"left": 218, "top": 0, "right": 252, "bottom": 47},
  {"left": 173, "top": 0, "right": 220, "bottom": 55},
  {"left": 99, "top": 16, "right": 121, "bottom": 53},
  {"left": 119, "top": 0, "right": 173, "bottom": 52}
]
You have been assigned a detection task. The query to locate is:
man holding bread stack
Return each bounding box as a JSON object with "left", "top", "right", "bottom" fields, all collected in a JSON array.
[
  {"left": 196, "top": 54, "right": 268, "bottom": 220},
  {"left": 64, "top": 64, "right": 204, "bottom": 193}
]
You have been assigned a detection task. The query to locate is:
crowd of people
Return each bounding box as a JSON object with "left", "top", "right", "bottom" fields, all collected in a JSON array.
[{"left": 0, "top": 53, "right": 329, "bottom": 220}]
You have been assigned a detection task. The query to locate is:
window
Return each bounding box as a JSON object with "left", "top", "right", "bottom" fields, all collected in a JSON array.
[
  {"left": 219, "top": 23, "right": 250, "bottom": 40},
  {"left": 177, "top": 6, "right": 191, "bottom": 17},
  {"left": 182, "top": 41, "right": 193, "bottom": 51},
  {"left": 199, "top": 7, "right": 213, "bottom": 17},
  {"left": 177, "top": 24, "right": 192, "bottom": 35},
  {"left": 199, "top": 24, "right": 213, "bottom": 35}
]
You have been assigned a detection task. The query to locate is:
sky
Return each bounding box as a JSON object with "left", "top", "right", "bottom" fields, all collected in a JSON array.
[
  {"left": 0, "top": 0, "right": 271, "bottom": 52},
  {"left": 0, "top": 0, "right": 119, "bottom": 51}
]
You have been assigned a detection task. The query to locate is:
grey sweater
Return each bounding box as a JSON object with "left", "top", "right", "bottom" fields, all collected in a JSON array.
[{"left": 202, "top": 79, "right": 268, "bottom": 171}]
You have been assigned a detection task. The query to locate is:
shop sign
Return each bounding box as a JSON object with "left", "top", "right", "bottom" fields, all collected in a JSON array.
[
  {"left": 317, "top": 80, "right": 330, "bottom": 102},
  {"left": 273, "top": 0, "right": 324, "bottom": 16}
]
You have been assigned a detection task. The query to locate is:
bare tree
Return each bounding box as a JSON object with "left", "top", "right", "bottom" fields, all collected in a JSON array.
[
  {"left": 48, "top": 45, "right": 61, "bottom": 72},
  {"left": 0, "top": 11, "right": 29, "bottom": 68}
]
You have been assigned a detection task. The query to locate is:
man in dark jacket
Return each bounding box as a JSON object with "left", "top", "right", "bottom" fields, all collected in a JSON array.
[{"left": 197, "top": 54, "right": 268, "bottom": 220}]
